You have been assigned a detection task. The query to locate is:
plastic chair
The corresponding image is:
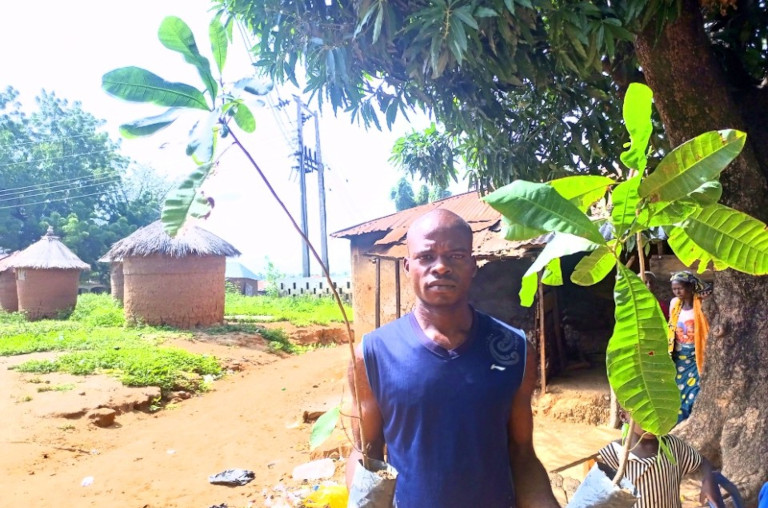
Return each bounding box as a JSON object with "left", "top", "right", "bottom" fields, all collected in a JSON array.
[{"left": 707, "top": 471, "right": 744, "bottom": 508}]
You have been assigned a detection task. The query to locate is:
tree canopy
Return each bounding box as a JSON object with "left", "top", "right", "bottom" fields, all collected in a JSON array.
[
  {"left": 0, "top": 87, "right": 167, "bottom": 281},
  {"left": 216, "top": 0, "right": 765, "bottom": 189}
]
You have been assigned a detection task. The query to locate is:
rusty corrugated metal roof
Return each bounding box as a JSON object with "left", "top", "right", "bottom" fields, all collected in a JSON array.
[
  {"left": 331, "top": 191, "right": 499, "bottom": 239},
  {"left": 331, "top": 191, "right": 550, "bottom": 259}
]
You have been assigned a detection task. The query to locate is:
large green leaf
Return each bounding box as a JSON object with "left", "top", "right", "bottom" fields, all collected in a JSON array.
[
  {"left": 118, "top": 108, "right": 181, "bottom": 138},
  {"left": 681, "top": 203, "right": 768, "bottom": 274},
  {"left": 606, "top": 265, "right": 679, "bottom": 436},
  {"left": 519, "top": 271, "right": 538, "bottom": 307},
  {"left": 611, "top": 176, "right": 648, "bottom": 238},
  {"left": 161, "top": 163, "right": 214, "bottom": 237},
  {"left": 571, "top": 244, "right": 617, "bottom": 286},
  {"left": 688, "top": 180, "right": 722, "bottom": 205},
  {"left": 667, "top": 227, "right": 727, "bottom": 273},
  {"left": 233, "top": 103, "right": 256, "bottom": 133},
  {"left": 645, "top": 200, "right": 700, "bottom": 228},
  {"left": 484, "top": 180, "right": 606, "bottom": 244},
  {"left": 499, "top": 216, "right": 547, "bottom": 242},
  {"left": 638, "top": 130, "right": 746, "bottom": 202},
  {"left": 186, "top": 111, "right": 219, "bottom": 165},
  {"left": 310, "top": 406, "right": 340, "bottom": 451},
  {"left": 209, "top": 16, "right": 229, "bottom": 74},
  {"left": 541, "top": 258, "right": 563, "bottom": 285},
  {"left": 158, "top": 16, "right": 218, "bottom": 102},
  {"left": 619, "top": 83, "right": 653, "bottom": 172},
  {"left": 102, "top": 67, "right": 209, "bottom": 110},
  {"left": 549, "top": 175, "right": 615, "bottom": 212}
]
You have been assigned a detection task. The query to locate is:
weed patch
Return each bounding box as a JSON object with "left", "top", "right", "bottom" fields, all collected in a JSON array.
[{"left": 225, "top": 295, "right": 352, "bottom": 327}]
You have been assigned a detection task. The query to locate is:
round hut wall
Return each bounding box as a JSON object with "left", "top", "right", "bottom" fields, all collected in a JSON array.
[
  {"left": 0, "top": 269, "right": 18, "bottom": 312},
  {"left": 110, "top": 262, "right": 124, "bottom": 302},
  {"left": 123, "top": 254, "right": 226, "bottom": 328},
  {"left": 16, "top": 268, "right": 81, "bottom": 319}
]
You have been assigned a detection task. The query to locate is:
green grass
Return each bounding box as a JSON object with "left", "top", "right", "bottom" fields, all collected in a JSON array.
[
  {"left": 224, "top": 294, "right": 353, "bottom": 327},
  {"left": 201, "top": 322, "right": 298, "bottom": 353}
]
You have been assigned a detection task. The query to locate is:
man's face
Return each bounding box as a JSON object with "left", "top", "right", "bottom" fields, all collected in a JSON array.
[{"left": 404, "top": 223, "right": 476, "bottom": 308}]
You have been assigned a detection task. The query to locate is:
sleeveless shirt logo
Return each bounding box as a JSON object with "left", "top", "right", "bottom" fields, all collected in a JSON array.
[{"left": 487, "top": 329, "right": 521, "bottom": 366}]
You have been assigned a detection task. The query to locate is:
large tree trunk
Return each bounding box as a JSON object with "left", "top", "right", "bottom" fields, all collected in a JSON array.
[{"left": 635, "top": 1, "right": 768, "bottom": 504}]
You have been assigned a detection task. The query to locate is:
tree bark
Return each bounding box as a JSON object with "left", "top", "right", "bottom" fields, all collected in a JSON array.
[{"left": 635, "top": 1, "right": 768, "bottom": 504}]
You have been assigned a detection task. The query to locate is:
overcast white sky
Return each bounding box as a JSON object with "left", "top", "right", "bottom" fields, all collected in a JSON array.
[{"left": 0, "top": 0, "right": 445, "bottom": 276}]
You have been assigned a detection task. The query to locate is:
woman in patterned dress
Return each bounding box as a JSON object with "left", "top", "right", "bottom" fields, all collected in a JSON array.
[{"left": 668, "top": 271, "right": 711, "bottom": 423}]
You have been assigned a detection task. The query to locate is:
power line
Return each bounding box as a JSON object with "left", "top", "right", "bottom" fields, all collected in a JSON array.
[
  {"left": 0, "top": 177, "right": 120, "bottom": 205},
  {"left": 0, "top": 149, "right": 113, "bottom": 169},
  {"left": 0, "top": 173, "right": 119, "bottom": 197},
  {"left": 0, "top": 133, "right": 96, "bottom": 150},
  {"left": 0, "top": 189, "right": 114, "bottom": 211}
]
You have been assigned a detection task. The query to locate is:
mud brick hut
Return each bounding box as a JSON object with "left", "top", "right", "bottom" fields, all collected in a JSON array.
[
  {"left": 6, "top": 228, "right": 90, "bottom": 320},
  {"left": 332, "top": 192, "right": 615, "bottom": 391},
  {"left": 0, "top": 251, "right": 19, "bottom": 312},
  {"left": 98, "top": 256, "right": 125, "bottom": 302},
  {"left": 101, "top": 221, "right": 240, "bottom": 328}
]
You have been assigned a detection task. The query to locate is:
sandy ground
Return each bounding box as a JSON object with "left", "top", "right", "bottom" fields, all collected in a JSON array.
[{"left": 0, "top": 326, "right": 711, "bottom": 507}]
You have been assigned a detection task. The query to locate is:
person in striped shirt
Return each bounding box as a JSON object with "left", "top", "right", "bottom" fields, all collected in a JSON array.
[{"left": 598, "top": 410, "right": 724, "bottom": 508}]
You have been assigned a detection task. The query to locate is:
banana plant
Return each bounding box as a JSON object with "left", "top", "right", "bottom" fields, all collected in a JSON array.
[
  {"left": 484, "top": 82, "right": 768, "bottom": 437},
  {"left": 101, "top": 15, "right": 272, "bottom": 236}
]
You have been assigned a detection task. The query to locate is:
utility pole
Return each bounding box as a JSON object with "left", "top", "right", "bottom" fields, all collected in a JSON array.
[
  {"left": 295, "top": 96, "right": 310, "bottom": 277},
  {"left": 314, "top": 111, "right": 329, "bottom": 272}
]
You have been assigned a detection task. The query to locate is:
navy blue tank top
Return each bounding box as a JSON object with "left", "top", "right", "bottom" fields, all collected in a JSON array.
[{"left": 362, "top": 310, "right": 527, "bottom": 508}]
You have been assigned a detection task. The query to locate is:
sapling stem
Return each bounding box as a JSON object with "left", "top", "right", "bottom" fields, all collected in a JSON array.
[{"left": 225, "top": 126, "right": 370, "bottom": 470}]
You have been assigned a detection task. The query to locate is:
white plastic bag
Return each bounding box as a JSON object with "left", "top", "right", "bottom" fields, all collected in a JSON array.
[{"left": 566, "top": 463, "right": 638, "bottom": 508}]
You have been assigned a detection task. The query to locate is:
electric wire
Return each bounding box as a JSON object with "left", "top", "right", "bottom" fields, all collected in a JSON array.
[
  {"left": 0, "top": 149, "right": 113, "bottom": 169},
  {"left": 0, "top": 173, "right": 119, "bottom": 197},
  {"left": 0, "top": 189, "right": 113, "bottom": 211},
  {"left": 0, "top": 177, "right": 120, "bottom": 204}
]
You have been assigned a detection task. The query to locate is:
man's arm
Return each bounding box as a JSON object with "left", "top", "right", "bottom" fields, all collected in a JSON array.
[
  {"left": 698, "top": 457, "right": 725, "bottom": 508},
  {"left": 345, "top": 342, "right": 386, "bottom": 488},
  {"left": 508, "top": 343, "right": 560, "bottom": 508}
]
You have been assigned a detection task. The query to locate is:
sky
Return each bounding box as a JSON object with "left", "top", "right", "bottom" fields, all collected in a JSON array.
[{"left": 0, "top": 0, "right": 443, "bottom": 276}]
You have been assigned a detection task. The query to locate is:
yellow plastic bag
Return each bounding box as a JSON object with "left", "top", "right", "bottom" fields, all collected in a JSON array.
[{"left": 303, "top": 484, "right": 349, "bottom": 508}]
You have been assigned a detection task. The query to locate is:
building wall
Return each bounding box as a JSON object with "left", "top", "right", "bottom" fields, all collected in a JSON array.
[
  {"left": 469, "top": 258, "right": 537, "bottom": 331},
  {"left": 123, "top": 254, "right": 225, "bottom": 328},
  {"left": 110, "top": 263, "right": 124, "bottom": 302},
  {"left": 16, "top": 268, "right": 80, "bottom": 320},
  {"left": 0, "top": 269, "right": 18, "bottom": 312},
  {"left": 276, "top": 276, "right": 353, "bottom": 300},
  {"left": 227, "top": 277, "right": 258, "bottom": 296}
]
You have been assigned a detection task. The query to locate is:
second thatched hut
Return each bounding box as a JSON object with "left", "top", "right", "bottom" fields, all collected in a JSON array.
[
  {"left": 7, "top": 228, "right": 90, "bottom": 320},
  {"left": 101, "top": 221, "right": 240, "bottom": 328}
]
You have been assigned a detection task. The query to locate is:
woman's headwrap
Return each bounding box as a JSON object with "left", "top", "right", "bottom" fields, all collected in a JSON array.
[{"left": 670, "top": 271, "right": 712, "bottom": 295}]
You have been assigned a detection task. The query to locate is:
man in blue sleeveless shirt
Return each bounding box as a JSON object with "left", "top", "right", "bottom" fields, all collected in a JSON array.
[{"left": 346, "top": 209, "right": 559, "bottom": 507}]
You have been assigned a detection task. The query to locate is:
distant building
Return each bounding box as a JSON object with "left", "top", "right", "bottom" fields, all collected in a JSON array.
[{"left": 225, "top": 259, "right": 260, "bottom": 296}]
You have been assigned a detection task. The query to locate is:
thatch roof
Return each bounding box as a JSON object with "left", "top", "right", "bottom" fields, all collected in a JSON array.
[
  {"left": 101, "top": 221, "right": 241, "bottom": 260},
  {"left": 8, "top": 229, "right": 90, "bottom": 270},
  {"left": 0, "top": 251, "right": 18, "bottom": 273}
]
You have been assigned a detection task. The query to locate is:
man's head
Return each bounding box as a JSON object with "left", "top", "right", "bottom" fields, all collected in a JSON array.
[{"left": 404, "top": 209, "right": 476, "bottom": 309}]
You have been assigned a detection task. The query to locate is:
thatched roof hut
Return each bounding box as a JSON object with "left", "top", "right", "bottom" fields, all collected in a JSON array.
[
  {"left": 7, "top": 228, "right": 90, "bottom": 320},
  {"left": 0, "top": 251, "right": 19, "bottom": 312},
  {"left": 101, "top": 221, "right": 240, "bottom": 328}
]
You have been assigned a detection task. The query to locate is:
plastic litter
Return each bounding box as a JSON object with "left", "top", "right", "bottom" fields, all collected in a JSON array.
[
  {"left": 208, "top": 468, "right": 255, "bottom": 486},
  {"left": 347, "top": 458, "right": 398, "bottom": 508},
  {"left": 566, "top": 463, "right": 637, "bottom": 508},
  {"left": 291, "top": 458, "right": 336, "bottom": 481},
  {"left": 303, "top": 484, "right": 348, "bottom": 508},
  {"left": 81, "top": 476, "right": 94, "bottom": 487}
]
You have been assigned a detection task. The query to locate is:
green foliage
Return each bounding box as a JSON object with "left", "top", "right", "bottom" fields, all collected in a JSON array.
[
  {"left": 264, "top": 256, "right": 282, "bottom": 297},
  {"left": 389, "top": 176, "right": 451, "bottom": 212},
  {"left": 607, "top": 266, "right": 679, "bottom": 436},
  {"left": 68, "top": 293, "right": 125, "bottom": 327},
  {"left": 0, "top": 88, "right": 163, "bottom": 282},
  {"left": 13, "top": 347, "right": 221, "bottom": 393},
  {"left": 310, "top": 405, "right": 341, "bottom": 450},
  {"left": 484, "top": 180, "right": 606, "bottom": 244},
  {"left": 620, "top": 83, "right": 654, "bottom": 172},
  {"left": 101, "top": 16, "right": 272, "bottom": 237},
  {"left": 225, "top": 294, "right": 352, "bottom": 327},
  {"left": 390, "top": 123, "right": 458, "bottom": 189},
  {"left": 485, "top": 82, "right": 768, "bottom": 436}
]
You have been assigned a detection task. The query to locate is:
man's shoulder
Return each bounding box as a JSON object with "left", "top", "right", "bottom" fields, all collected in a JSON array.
[
  {"left": 477, "top": 311, "right": 527, "bottom": 368},
  {"left": 363, "top": 314, "right": 413, "bottom": 344},
  {"left": 479, "top": 311, "right": 527, "bottom": 343}
]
